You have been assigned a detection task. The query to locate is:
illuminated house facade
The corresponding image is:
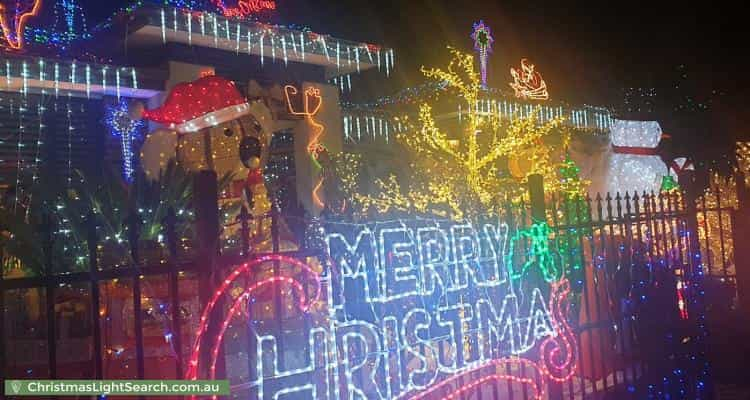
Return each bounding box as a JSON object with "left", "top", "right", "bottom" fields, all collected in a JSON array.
[
  {"left": 1, "top": 2, "right": 395, "bottom": 213},
  {"left": 1, "top": 0, "right": 395, "bottom": 382},
  {"left": 1, "top": 3, "right": 717, "bottom": 399}
]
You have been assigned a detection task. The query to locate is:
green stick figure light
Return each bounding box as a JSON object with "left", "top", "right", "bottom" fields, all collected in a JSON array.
[{"left": 505, "top": 222, "right": 561, "bottom": 283}]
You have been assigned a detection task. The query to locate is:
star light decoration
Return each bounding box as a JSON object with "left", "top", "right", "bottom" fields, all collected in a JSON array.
[
  {"left": 510, "top": 58, "right": 550, "bottom": 100},
  {"left": 104, "top": 99, "right": 145, "bottom": 182},
  {"left": 471, "top": 20, "right": 494, "bottom": 89},
  {"left": 348, "top": 48, "right": 584, "bottom": 220}
]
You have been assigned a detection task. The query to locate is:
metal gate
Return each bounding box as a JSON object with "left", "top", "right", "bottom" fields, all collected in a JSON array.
[{"left": 2, "top": 172, "right": 740, "bottom": 399}]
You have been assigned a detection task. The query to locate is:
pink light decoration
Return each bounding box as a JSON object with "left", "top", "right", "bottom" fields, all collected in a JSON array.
[
  {"left": 677, "top": 279, "right": 689, "bottom": 320},
  {"left": 184, "top": 254, "right": 321, "bottom": 383},
  {"left": 212, "top": 0, "right": 276, "bottom": 18},
  {"left": 207, "top": 276, "right": 308, "bottom": 400},
  {"left": 406, "top": 278, "right": 576, "bottom": 400},
  {"left": 509, "top": 58, "right": 550, "bottom": 100}
]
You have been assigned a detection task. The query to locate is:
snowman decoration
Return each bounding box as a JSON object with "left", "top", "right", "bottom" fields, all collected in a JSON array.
[{"left": 602, "top": 120, "right": 678, "bottom": 196}]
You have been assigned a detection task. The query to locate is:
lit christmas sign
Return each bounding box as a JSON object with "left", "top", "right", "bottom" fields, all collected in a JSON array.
[
  {"left": 188, "top": 220, "right": 576, "bottom": 399},
  {"left": 212, "top": 0, "right": 276, "bottom": 18}
]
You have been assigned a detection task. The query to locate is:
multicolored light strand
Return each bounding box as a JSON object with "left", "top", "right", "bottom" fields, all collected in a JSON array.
[{"left": 284, "top": 85, "right": 327, "bottom": 209}]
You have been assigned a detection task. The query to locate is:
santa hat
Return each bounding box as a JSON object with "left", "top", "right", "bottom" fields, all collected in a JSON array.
[
  {"left": 140, "top": 75, "right": 251, "bottom": 133},
  {"left": 670, "top": 157, "right": 695, "bottom": 177}
]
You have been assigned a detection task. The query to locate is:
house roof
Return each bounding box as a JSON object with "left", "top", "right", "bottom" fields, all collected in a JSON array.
[{"left": 125, "top": 6, "right": 394, "bottom": 79}]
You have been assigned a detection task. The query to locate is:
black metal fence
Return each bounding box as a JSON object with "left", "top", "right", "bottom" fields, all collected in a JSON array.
[{"left": 1, "top": 171, "right": 743, "bottom": 399}]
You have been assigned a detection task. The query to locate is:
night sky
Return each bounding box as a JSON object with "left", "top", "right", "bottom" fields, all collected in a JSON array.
[{"left": 78, "top": 0, "right": 748, "bottom": 164}]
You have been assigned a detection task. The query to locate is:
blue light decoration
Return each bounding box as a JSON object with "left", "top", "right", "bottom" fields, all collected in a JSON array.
[
  {"left": 471, "top": 20, "right": 494, "bottom": 89},
  {"left": 104, "top": 99, "right": 144, "bottom": 182},
  {"left": 187, "top": 218, "right": 578, "bottom": 399}
]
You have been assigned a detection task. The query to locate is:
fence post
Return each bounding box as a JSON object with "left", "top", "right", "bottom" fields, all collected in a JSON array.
[
  {"left": 126, "top": 209, "right": 146, "bottom": 382},
  {"left": 528, "top": 174, "right": 564, "bottom": 399},
  {"left": 86, "top": 212, "right": 103, "bottom": 380},
  {"left": 41, "top": 213, "right": 57, "bottom": 378},
  {"left": 0, "top": 255, "right": 4, "bottom": 381},
  {"left": 193, "top": 170, "right": 223, "bottom": 379},
  {"left": 528, "top": 174, "right": 546, "bottom": 222},
  {"left": 164, "top": 207, "right": 183, "bottom": 378},
  {"left": 239, "top": 205, "right": 250, "bottom": 257},
  {"left": 682, "top": 170, "right": 713, "bottom": 398},
  {"left": 731, "top": 172, "right": 750, "bottom": 314}
]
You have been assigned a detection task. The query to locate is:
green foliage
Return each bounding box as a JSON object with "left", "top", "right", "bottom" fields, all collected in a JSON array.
[
  {"left": 0, "top": 206, "right": 46, "bottom": 275},
  {"left": 1, "top": 161, "right": 234, "bottom": 277}
]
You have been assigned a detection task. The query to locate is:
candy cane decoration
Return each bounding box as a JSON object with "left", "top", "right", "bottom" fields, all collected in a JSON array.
[{"left": 185, "top": 254, "right": 321, "bottom": 383}]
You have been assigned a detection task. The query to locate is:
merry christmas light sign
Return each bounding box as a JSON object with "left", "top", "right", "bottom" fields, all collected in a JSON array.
[{"left": 188, "top": 219, "right": 576, "bottom": 399}]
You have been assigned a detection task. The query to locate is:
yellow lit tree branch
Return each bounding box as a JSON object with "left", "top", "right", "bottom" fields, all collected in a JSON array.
[{"left": 344, "top": 48, "right": 588, "bottom": 220}]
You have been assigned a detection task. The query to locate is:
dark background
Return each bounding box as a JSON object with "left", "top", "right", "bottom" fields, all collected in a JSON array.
[{"left": 77, "top": 0, "right": 749, "bottom": 167}]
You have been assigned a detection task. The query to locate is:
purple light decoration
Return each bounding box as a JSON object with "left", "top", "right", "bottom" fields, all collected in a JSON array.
[
  {"left": 471, "top": 20, "right": 494, "bottom": 89},
  {"left": 104, "top": 99, "right": 145, "bottom": 182}
]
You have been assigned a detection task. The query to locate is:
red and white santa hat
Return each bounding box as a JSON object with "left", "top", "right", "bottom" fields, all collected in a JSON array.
[{"left": 140, "top": 75, "right": 250, "bottom": 133}]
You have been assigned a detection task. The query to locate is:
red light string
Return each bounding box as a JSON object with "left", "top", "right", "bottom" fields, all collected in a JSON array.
[
  {"left": 538, "top": 277, "right": 577, "bottom": 382},
  {"left": 207, "top": 276, "right": 308, "bottom": 399},
  {"left": 184, "top": 254, "right": 321, "bottom": 382},
  {"left": 212, "top": 0, "right": 276, "bottom": 18}
]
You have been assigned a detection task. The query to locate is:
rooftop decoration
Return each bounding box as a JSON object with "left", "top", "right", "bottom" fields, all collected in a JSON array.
[
  {"left": 211, "top": 0, "right": 276, "bottom": 18},
  {"left": 145, "top": 6, "right": 394, "bottom": 77},
  {"left": 471, "top": 20, "right": 493, "bottom": 89},
  {"left": 0, "top": 55, "right": 155, "bottom": 98},
  {"left": 510, "top": 58, "right": 549, "bottom": 100},
  {"left": 0, "top": 0, "right": 43, "bottom": 50}
]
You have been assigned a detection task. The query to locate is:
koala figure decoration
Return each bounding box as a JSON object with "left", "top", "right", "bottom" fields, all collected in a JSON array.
[{"left": 136, "top": 75, "right": 297, "bottom": 251}]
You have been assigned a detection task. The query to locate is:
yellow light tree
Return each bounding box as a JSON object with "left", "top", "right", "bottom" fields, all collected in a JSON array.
[{"left": 350, "top": 48, "right": 586, "bottom": 220}]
